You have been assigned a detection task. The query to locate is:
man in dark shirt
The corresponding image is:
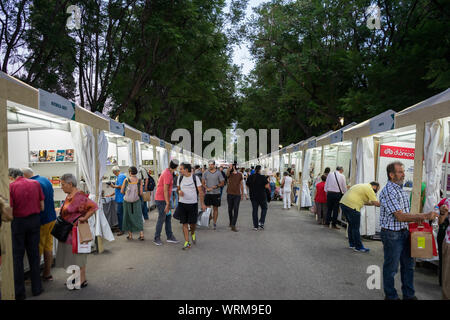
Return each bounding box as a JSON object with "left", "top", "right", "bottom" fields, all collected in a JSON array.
[
  {"left": 9, "top": 168, "right": 44, "bottom": 299},
  {"left": 246, "top": 165, "right": 270, "bottom": 230},
  {"left": 226, "top": 162, "right": 243, "bottom": 232}
]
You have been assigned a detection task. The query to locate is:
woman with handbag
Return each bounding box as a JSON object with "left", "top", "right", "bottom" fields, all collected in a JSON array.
[
  {"left": 55, "top": 173, "right": 98, "bottom": 288},
  {"left": 121, "top": 166, "right": 144, "bottom": 241}
]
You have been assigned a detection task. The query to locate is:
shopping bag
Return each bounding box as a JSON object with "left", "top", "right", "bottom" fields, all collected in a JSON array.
[
  {"left": 142, "top": 191, "right": 151, "bottom": 202},
  {"left": 78, "top": 221, "right": 93, "bottom": 242},
  {"left": 309, "top": 205, "right": 317, "bottom": 214},
  {"left": 77, "top": 227, "right": 91, "bottom": 254},
  {"left": 409, "top": 222, "right": 438, "bottom": 258},
  {"left": 197, "top": 208, "right": 211, "bottom": 227},
  {"left": 72, "top": 226, "right": 78, "bottom": 254}
]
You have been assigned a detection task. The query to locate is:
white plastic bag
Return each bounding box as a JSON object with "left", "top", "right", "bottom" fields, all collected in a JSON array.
[{"left": 197, "top": 208, "right": 211, "bottom": 227}]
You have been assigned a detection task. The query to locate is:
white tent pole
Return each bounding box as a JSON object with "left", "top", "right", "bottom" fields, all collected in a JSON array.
[
  {"left": 152, "top": 142, "right": 158, "bottom": 184},
  {"left": 320, "top": 146, "right": 324, "bottom": 174},
  {"left": 350, "top": 138, "right": 357, "bottom": 186},
  {"left": 297, "top": 151, "right": 304, "bottom": 211},
  {"left": 0, "top": 96, "right": 15, "bottom": 300},
  {"left": 411, "top": 122, "right": 425, "bottom": 213}
]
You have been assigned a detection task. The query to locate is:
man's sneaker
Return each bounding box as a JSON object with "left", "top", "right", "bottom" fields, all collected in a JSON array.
[
  {"left": 259, "top": 224, "right": 264, "bottom": 230},
  {"left": 191, "top": 232, "right": 196, "bottom": 244},
  {"left": 167, "top": 236, "right": 179, "bottom": 244},
  {"left": 153, "top": 238, "right": 162, "bottom": 246},
  {"left": 353, "top": 247, "right": 370, "bottom": 253},
  {"left": 349, "top": 246, "right": 355, "bottom": 250},
  {"left": 253, "top": 227, "right": 258, "bottom": 231},
  {"left": 231, "top": 226, "right": 238, "bottom": 232},
  {"left": 182, "top": 242, "right": 191, "bottom": 250},
  {"left": 213, "top": 223, "right": 217, "bottom": 230}
]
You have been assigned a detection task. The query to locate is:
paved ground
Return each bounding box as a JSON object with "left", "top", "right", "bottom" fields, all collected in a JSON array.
[{"left": 29, "top": 196, "right": 442, "bottom": 300}]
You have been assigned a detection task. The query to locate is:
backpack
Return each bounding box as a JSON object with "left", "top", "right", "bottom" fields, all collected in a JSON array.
[
  {"left": 124, "top": 178, "right": 141, "bottom": 202},
  {"left": 147, "top": 176, "right": 156, "bottom": 191},
  {"left": 178, "top": 175, "right": 199, "bottom": 200}
]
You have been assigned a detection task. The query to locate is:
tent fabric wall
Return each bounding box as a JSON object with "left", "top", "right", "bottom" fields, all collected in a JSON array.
[
  {"left": 355, "top": 137, "right": 376, "bottom": 236},
  {"left": 135, "top": 141, "right": 141, "bottom": 166},
  {"left": 96, "top": 131, "right": 114, "bottom": 241},
  {"left": 127, "top": 140, "right": 133, "bottom": 166},
  {"left": 301, "top": 149, "right": 312, "bottom": 207},
  {"left": 70, "top": 122, "right": 114, "bottom": 242},
  {"left": 423, "top": 119, "right": 447, "bottom": 213}
]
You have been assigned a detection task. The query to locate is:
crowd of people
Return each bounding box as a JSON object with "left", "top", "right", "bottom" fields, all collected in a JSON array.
[
  {"left": 308, "top": 162, "right": 449, "bottom": 300},
  {"left": 2, "top": 158, "right": 449, "bottom": 300}
]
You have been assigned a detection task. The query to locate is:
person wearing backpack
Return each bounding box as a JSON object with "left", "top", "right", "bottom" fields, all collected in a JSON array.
[
  {"left": 175, "top": 163, "right": 206, "bottom": 250},
  {"left": 121, "top": 166, "right": 144, "bottom": 240}
]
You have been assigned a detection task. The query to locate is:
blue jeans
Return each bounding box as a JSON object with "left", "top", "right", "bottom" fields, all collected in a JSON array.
[
  {"left": 116, "top": 202, "right": 124, "bottom": 231},
  {"left": 171, "top": 190, "right": 178, "bottom": 209},
  {"left": 251, "top": 198, "right": 268, "bottom": 228},
  {"left": 140, "top": 196, "right": 149, "bottom": 219},
  {"left": 340, "top": 204, "right": 363, "bottom": 249},
  {"left": 380, "top": 229, "right": 415, "bottom": 299},
  {"left": 155, "top": 200, "right": 174, "bottom": 240},
  {"left": 270, "top": 183, "right": 275, "bottom": 199}
]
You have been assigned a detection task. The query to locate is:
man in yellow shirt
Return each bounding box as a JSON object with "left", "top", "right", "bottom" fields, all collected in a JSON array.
[{"left": 340, "top": 182, "right": 380, "bottom": 252}]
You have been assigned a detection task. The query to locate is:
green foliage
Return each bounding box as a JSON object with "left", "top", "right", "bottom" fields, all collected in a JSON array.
[{"left": 239, "top": 0, "right": 450, "bottom": 148}]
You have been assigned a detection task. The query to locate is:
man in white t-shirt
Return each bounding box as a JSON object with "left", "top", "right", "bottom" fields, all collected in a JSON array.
[
  {"left": 176, "top": 162, "right": 206, "bottom": 250},
  {"left": 281, "top": 172, "right": 293, "bottom": 209}
]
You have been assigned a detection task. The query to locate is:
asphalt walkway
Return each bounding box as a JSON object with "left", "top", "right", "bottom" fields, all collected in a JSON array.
[{"left": 30, "top": 196, "right": 442, "bottom": 300}]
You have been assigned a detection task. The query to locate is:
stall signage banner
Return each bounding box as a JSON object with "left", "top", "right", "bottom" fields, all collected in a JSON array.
[
  {"left": 307, "top": 140, "right": 316, "bottom": 149},
  {"left": 141, "top": 133, "right": 150, "bottom": 144},
  {"left": 109, "top": 119, "right": 125, "bottom": 136},
  {"left": 38, "top": 89, "right": 75, "bottom": 120},
  {"left": 159, "top": 140, "right": 165, "bottom": 148},
  {"left": 380, "top": 145, "right": 415, "bottom": 160},
  {"left": 369, "top": 111, "right": 395, "bottom": 135},
  {"left": 330, "top": 130, "right": 343, "bottom": 144}
]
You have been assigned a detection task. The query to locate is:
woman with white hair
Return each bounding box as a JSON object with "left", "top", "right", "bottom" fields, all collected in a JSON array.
[{"left": 56, "top": 173, "right": 98, "bottom": 289}]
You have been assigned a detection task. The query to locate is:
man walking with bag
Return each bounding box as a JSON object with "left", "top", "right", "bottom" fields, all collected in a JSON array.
[
  {"left": 324, "top": 166, "right": 347, "bottom": 229},
  {"left": 202, "top": 160, "right": 225, "bottom": 230},
  {"left": 379, "top": 161, "right": 437, "bottom": 300},
  {"left": 153, "top": 160, "right": 180, "bottom": 246},
  {"left": 226, "top": 162, "right": 243, "bottom": 232},
  {"left": 175, "top": 163, "right": 206, "bottom": 250}
]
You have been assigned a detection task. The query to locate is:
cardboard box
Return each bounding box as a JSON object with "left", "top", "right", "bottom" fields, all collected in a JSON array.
[{"left": 411, "top": 231, "right": 433, "bottom": 259}]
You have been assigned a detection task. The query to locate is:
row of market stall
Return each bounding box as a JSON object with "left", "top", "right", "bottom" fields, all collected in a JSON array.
[
  {"left": 0, "top": 72, "right": 209, "bottom": 299},
  {"left": 243, "top": 88, "right": 450, "bottom": 238}
]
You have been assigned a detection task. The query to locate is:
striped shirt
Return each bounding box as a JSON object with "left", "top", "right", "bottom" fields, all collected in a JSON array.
[{"left": 379, "top": 181, "right": 410, "bottom": 231}]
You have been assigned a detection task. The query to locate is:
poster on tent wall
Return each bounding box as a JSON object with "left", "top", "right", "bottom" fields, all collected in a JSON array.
[
  {"left": 375, "top": 142, "right": 416, "bottom": 232},
  {"left": 378, "top": 144, "right": 416, "bottom": 189}
]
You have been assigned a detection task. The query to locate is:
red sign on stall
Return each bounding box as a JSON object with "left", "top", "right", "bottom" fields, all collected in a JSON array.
[{"left": 380, "top": 145, "right": 415, "bottom": 160}]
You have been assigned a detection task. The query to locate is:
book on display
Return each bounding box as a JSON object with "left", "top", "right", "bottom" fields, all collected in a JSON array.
[
  {"left": 46, "top": 150, "right": 56, "bottom": 162},
  {"left": 56, "top": 150, "right": 66, "bottom": 161},
  {"left": 65, "top": 149, "right": 74, "bottom": 161}
]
